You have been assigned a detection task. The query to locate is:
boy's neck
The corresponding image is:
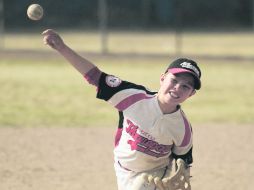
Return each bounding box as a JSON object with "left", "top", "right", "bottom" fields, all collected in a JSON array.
[{"left": 158, "top": 100, "right": 179, "bottom": 114}]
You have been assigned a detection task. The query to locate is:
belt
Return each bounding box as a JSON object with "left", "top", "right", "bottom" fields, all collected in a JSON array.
[{"left": 118, "top": 161, "right": 132, "bottom": 171}]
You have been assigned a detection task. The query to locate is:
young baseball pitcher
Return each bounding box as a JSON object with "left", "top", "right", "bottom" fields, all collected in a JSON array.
[{"left": 42, "top": 29, "right": 202, "bottom": 190}]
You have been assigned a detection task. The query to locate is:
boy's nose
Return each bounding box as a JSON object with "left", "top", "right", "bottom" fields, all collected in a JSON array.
[{"left": 174, "top": 83, "right": 181, "bottom": 90}]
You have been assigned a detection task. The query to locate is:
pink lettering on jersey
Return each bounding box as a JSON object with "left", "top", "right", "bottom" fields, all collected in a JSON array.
[
  {"left": 126, "top": 119, "right": 172, "bottom": 158},
  {"left": 115, "top": 93, "right": 154, "bottom": 111}
]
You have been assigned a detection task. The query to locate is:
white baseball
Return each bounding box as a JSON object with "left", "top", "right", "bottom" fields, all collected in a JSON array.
[{"left": 27, "top": 4, "right": 44, "bottom": 21}]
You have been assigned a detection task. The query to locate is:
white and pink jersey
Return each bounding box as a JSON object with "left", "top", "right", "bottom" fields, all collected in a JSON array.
[{"left": 85, "top": 68, "right": 193, "bottom": 172}]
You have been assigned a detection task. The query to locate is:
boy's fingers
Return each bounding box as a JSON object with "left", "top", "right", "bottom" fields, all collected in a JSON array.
[
  {"left": 41, "top": 29, "right": 50, "bottom": 35},
  {"left": 43, "top": 35, "right": 55, "bottom": 47},
  {"left": 42, "top": 29, "right": 56, "bottom": 36}
]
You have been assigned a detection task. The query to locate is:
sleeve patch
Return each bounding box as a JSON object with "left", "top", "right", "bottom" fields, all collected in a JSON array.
[{"left": 105, "top": 75, "right": 122, "bottom": 87}]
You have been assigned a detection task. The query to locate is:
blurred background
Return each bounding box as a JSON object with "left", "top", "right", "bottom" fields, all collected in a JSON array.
[
  {"left": 0, "top": 0, "right": 253, "bottom": 127},
  {"left": 0, "top": 2, "right": 254, "bottom": 190},
  {"left": 4, "top": 0, "right": 253, "bottom": 29},
  {"left": 1, "top": 0, "right": 254, "bottom": 57}
]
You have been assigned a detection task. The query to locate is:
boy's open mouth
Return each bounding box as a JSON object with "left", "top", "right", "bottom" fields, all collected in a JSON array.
[{"left": 169, "top": 92, "right": 179, "bottom": 99}]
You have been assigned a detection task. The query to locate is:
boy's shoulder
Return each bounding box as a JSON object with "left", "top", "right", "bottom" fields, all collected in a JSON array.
[{"left": 100, "top": 72, "right": 156, "bottom": 93}]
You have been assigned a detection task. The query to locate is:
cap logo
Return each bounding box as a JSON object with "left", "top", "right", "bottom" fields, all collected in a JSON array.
[{"left": 180, "top": 62, "right": 200, "bottom": 77}]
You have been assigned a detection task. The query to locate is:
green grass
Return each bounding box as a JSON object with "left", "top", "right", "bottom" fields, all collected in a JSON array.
[
  {"left": 4, "top": 30, "right": 254, "bottom": 57},
  {"left": 0, "top": 56, "right": 253, "bottom": 127},
  {"left": 1, "top": 30, "right": 254, "bottom": 127},
  {"left": 183, "top": 61, "right": 254, "bottom": 124}
]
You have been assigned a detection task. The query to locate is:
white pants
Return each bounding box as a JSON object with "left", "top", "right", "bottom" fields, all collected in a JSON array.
[{"left": 114, "top": 161, "right": 172, "bottom": 190}]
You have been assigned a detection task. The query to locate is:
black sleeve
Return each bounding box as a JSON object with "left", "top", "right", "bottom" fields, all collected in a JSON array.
[
  {"left": 172, "top": 147, "right": 193, "bottom": 165},
  {"left": 96, "top": 72, "right": 154, "bottom": 101}
]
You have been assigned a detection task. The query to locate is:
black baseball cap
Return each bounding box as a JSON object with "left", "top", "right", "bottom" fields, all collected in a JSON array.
[{"left": 165, "top": 58, "right": 201, "bottom": 90}]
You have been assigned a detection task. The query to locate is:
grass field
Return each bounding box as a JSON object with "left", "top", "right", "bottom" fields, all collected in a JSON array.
[
  {"left": 3, "top": 30, "right": 254, "bottom": 57},
  {"left": 1, "top": 31, "right": 253, "bottom": 190},
  {"left": 0, "top": 31, "right": 253, "bottom": 127},
  {"left": 0, "top": 55, "right": 253, "bottom": 127}
]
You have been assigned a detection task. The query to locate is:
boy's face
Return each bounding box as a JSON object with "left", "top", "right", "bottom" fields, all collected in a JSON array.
[{"left": 158, "top": 72, "right": 196, "bottom": 107}]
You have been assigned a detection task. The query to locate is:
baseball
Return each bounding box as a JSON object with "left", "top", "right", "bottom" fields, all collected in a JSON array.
[{"left": 27, "top": 4, "right": 44, "bottom": 21}]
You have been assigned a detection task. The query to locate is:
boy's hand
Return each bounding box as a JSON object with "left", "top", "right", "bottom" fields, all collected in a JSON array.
[{"left": 42, "top": 29, "right": 65, "bottom": 51}]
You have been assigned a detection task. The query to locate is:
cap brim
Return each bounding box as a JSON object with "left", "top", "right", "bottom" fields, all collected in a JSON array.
[{"left": 168, "top": 68, "right": 201, "bottom": 90}]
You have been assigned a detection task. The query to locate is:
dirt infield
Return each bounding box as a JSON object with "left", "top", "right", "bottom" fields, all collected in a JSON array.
[{"left": 0, "top": 124, "right": 253, "bottom": 190}]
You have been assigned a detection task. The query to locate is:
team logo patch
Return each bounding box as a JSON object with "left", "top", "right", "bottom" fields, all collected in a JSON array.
[{"left": 105, "top": 75, "right": 122, "bottom": 87}]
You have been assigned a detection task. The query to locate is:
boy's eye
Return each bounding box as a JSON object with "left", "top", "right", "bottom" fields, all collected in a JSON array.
[
  {"left": 171, "top": 79, "right": 177, "bottom": 84},
  {"left": 182, "top": 85, "right": 191, "bottom": 90}
]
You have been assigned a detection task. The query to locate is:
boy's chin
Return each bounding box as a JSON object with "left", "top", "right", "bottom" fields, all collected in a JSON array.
[{"left": 163, "top": 98, "right": 179, "bottom": 106}]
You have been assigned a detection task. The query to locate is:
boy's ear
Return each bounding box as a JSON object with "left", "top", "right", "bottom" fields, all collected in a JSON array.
[
  {"left": 190, "top": 90, "right": 196, "bottom": 97},
  {"left": 160, "top": 73, "right": 166, "bottom": 84}
]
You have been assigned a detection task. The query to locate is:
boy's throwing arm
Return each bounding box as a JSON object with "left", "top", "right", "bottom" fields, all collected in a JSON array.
[{"left": 42, "top": 29, "right": 96, "bottom": 76}]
